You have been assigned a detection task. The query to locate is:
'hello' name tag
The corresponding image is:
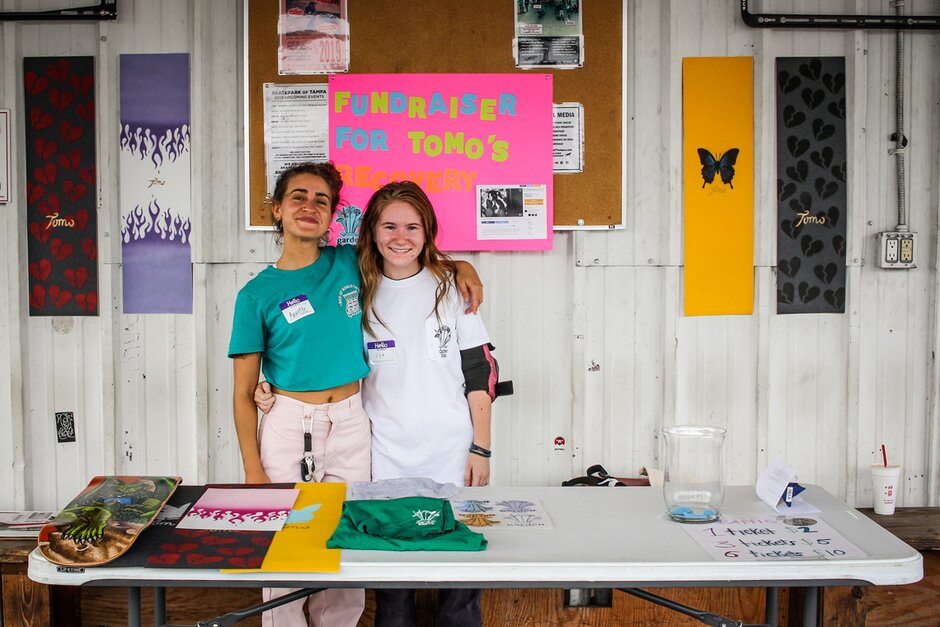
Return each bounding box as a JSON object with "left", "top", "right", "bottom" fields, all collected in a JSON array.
[
  {"left": 280, "top": 294, "right": 314, "bottom": 323},
  {"left": 367, "top": 340, "right": 397, "bottom": 363}
]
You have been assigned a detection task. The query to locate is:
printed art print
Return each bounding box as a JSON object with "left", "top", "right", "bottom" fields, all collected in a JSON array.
[
  {"left": 453, "top": 498, "right": 553, "bottom": 528},
  {"left": 278, "top": 0, "right": 349, "bottom": 75},
  {"left": 119, "top": 53, "right": 192, "bottom": 314},
  {"left": 177, "top": 487, "right": 300, "bottom": 531},
  {"left": 24, "top": 56, "right": 99, "bottom": 316},
  {"left": 110, "top": 484, "right": 283, "bottom": 570},
  {"left": 514, "top": 0, "right": 583, "bottom": 69}
]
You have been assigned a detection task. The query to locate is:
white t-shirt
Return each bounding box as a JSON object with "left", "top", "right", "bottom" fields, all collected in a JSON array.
[{"left": 362, "top": 268, "right": 490, "bottom": 485}]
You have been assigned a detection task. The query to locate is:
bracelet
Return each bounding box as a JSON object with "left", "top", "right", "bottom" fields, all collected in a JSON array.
[{"left": 469, "top": 443, "right": 492, "bottom": 458}]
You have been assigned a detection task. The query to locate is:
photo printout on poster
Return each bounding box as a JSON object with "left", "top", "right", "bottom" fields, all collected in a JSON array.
[{"left": 476, "top": 184, "right": 547, "bottom": 240}]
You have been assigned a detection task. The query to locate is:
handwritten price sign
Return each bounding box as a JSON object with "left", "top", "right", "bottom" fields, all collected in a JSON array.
[{"left": 684, "top": 516, "right": 866, "bottom": 562}]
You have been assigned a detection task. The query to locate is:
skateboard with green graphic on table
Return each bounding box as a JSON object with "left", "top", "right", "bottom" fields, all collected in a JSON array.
[{"left": 38, "top": 476, "right": 180, "bottom": 567}]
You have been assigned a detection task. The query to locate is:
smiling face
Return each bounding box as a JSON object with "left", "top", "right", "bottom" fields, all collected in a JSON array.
[
  {"left": 374, "top": 200, "right": 426, "bottom": 279},
  {"left": 272, "top": 173, "right": 333, "bottom": 244}
]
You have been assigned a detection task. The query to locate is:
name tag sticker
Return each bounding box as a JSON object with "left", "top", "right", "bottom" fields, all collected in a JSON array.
[
  {"left": 367, "top": 340, "right": 397, "bottom": 363},
  {"left": 280, "top": 294, "right": 315, "bottom": 324}
]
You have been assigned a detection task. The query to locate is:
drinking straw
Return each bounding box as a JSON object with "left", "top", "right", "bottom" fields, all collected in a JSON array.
[{"left": 881, "top": 444, "right": 888, "bottom": 468}]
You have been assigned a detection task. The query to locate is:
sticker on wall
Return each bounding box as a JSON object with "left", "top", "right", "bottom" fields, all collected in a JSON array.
[
  {"left": 119, "top": 53, "right": 192, "bottom": 314},
  {"left": 682, "top": 57, "right": 754, "bottom": 316},
  {"left": 24, "top": 57, "right": 99, "bottom": 316},
  {"left": 55, "top": 411, "right": 76, "bottom": 443},
  {"left": 776, "top": 57, "right": 847, "bottom": 314}
]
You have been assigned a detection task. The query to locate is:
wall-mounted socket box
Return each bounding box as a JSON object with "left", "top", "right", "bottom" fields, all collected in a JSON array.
[{"left": 876, "top": 231, "right": 917, "bottom": 269}]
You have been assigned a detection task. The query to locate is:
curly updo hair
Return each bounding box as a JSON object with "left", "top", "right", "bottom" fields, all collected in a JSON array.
[{"left": 269, "top": 162, "right": 344, "bottom": 243}]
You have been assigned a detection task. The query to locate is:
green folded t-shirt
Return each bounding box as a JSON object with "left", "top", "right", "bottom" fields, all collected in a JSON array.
[{"left": 326, "top": 497, "right": 487, "bottom": 552}]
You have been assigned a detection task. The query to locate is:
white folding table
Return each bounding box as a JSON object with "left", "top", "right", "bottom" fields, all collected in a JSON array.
[{"left": 28, "top": 485, "right": 922, "bottom": 626}]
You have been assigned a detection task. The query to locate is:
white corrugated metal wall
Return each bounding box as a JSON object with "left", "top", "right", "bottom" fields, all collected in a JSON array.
[{"left": 0, "top": 0, "right": 938, "bottom": 512}]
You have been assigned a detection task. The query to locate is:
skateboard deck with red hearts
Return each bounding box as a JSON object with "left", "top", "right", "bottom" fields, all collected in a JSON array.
[{"left": 38, "top": 476, "right": 180, "bottom": 567}]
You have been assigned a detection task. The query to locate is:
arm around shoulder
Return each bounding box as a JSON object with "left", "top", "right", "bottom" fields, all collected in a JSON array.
[{"left": 454, "top": 260, "right": 484, "bottom": 314}]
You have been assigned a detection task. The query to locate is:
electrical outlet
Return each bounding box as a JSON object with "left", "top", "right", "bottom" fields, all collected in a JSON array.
[
  {"left": 900, "top": 237, "right": 914, "bottom": 264},
  {"left": 565, "top": 588, "right": 613, "bottom": 608},
  {"left": 877, "top": 232, "right": 917, "bottom": 269},
  {"left": 885, "top": 238, "right": 899, "bottom": 263}
]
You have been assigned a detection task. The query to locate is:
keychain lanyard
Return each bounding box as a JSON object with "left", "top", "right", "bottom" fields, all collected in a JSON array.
[{"left": 300, "top": 415, "right": 315, "bottom": 482}]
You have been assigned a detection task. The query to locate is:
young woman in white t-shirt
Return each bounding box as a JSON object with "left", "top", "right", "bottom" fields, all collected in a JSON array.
[
  {"left": 354, "top": 181, "right": 498, "bottom": 626},
  {"left": 357, "top": 181, "right": 496, "bottom": 490}
]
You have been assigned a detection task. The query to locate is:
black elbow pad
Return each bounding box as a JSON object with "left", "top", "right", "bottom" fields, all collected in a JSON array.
[{"left": 460, "top": 343, "right": 513, "bottom": 401}]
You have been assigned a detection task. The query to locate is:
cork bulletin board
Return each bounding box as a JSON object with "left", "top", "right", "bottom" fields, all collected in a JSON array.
[{"left": 245, "top": 0, "right": 623, "bottom": 230}]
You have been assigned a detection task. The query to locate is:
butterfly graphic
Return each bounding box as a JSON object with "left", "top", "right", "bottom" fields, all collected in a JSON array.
[{"left": 697, "top": 148, "right": 740, "bottom": 188}]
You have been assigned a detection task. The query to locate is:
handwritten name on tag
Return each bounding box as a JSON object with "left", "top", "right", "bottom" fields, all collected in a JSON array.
[
  {"left": 367, "top": 339, "right": 397, "bottom": 363},
  {"left": 280, "top": 295, "right": 314, "bottom": 323}
]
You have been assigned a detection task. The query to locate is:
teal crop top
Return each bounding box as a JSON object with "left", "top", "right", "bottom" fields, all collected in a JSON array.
[{"left": 228, "top": 245, "right": 370, "bottom": 391}]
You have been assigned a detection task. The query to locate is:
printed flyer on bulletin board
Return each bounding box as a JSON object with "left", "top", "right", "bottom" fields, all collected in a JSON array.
[{"left": 328, "top": 73, "right": 554, "bottom": 251}]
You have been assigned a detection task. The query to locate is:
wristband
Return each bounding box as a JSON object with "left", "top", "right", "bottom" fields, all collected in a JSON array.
[{"left": 469, "top": 443, "right": 492, "bottom": 458}]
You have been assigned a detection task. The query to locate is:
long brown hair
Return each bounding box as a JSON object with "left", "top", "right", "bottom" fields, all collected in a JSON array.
[{"left": 356, "top": 181, "right": 456, "bottom": 337}]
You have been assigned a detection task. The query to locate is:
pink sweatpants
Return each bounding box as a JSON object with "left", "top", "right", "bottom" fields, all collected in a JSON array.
[{"left": 259, "top": 392, "right": 371, "bottom": 627}]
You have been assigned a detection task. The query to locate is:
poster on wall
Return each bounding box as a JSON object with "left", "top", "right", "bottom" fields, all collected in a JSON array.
[
  {"left": 514, "top": 0, "right": 584, "bottom": 69},
  {"left": 24, "top": 57, "right": 99, "bottom": 316},
  {"left": 328, "top": 73, "right": 554, "bottom": 251},
  {"left": 776, "top": 57, "right": 847, "bottom": 314},
  {"left": 682, "top": 57, "right": 754, "bottom": 316},
  {"left": 119, "top": 53, "right": 192, "bottom": 314},
  {"left": 0, "top": 109, "right": 9, "bottom": 203},
  {"left": 552, "top": 102, "right": 583, "bottom": 174},
  {"left": 263, "top": 83, "right": 329, "bottom": 197},
  {"left": 278, "top": 0, "right": 349, "bottom": 75}
]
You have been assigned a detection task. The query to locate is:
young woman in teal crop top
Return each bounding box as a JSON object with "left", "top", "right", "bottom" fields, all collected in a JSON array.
[{"left": 228, "top": 162, "right": 482, "bottom": 627}]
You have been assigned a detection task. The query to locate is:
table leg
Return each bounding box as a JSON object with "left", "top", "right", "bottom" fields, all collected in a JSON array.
[
  {"left": 803, "top": 587, "right": 819, "bottom": 627},
  {"left": 154, "top": 586, "right": 166, "bottom": 626},
  {"left": 764, "top": 587, "right": 778, "bottom": 626},
  {"left": 127, "top": 586, "right": 141, "bottom": 627}
]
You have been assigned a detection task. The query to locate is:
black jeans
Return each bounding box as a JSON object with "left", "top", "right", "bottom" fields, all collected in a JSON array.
[{"left": 374, "top": 588, "right": 482, "bottom": 627}]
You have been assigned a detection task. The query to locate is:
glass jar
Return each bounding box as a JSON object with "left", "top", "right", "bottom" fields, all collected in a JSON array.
[{"left": 662, "top": 425, "right": 726, "bottom": 523}]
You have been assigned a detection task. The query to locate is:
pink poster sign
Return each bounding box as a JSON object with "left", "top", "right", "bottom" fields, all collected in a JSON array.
[{"left": 328, "top": 74, "right": 553, "bottom": 251}]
